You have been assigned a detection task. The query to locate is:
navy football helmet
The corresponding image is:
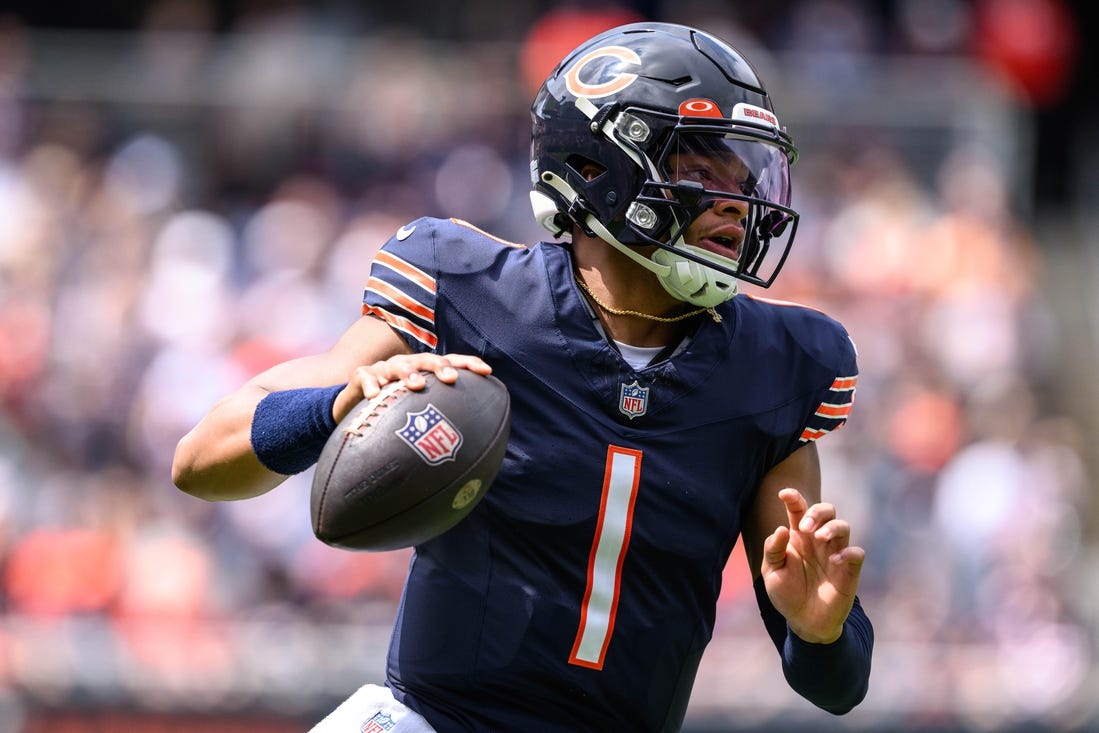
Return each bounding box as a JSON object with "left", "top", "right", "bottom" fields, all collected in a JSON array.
[{"left": 530, "top": 22, "right": 799, "bottom": 305}]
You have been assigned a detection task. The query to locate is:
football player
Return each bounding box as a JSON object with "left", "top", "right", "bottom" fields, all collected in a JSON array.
[{"left": 173, "top": 22, "right": 873, "bottom": 732}]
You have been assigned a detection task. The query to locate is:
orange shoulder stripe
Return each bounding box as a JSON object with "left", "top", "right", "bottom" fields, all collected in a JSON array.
[
  {"left": 800, "top": 427, "right": 828, "bottom": 441},
  {"left": 831, "top": 376, "right": 858, "bottom": 391},
  {"left": 800, "top": 421, "right": 847, "bottom": 442},
  {"left": 362, "top": 305, "right": 438, "bottom": 349},
  {"left": 374, "top": 250, "right": 436, "bottom": 293},
  {"left": 365, "top": 277, "right": 434, "bottom": 323},
  {"left": 815, "top": 402, "right": 853, "bottom": 419}
]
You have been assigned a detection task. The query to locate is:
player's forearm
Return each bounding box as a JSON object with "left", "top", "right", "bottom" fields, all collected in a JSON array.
[
  {"left": 172, "top": 391, "right": 288, "bottom": 501},
  {"left": 780, "top": 597, "right": 873, "bottom": 714},
  {"left": 753, "top": 577, "right": 873, "bottom": 715}
]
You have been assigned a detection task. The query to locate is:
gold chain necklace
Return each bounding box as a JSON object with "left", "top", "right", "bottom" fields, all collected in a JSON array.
[{"left": 576, "top": 277, "right": 722, "bottom": 324}]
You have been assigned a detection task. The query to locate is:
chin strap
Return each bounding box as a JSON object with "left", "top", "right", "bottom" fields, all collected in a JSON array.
[
  {"left": 534, "top": 171, "right": 739, "bottom": 307},
  {"left": 651, "top": 245, "right": 739, "bottom": 305},
  {"left": 535, "top": 171, "right": 671, "bottom": 278}
]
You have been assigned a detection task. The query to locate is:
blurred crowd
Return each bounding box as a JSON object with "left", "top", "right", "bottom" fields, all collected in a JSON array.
[{"left": 0, "top": 1, "right": 1095, "bottom": 731}]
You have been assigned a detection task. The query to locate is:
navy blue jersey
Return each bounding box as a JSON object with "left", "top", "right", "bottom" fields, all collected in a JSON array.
[{"left": 361, "top": 217, "right": 858, "bottom": 732}]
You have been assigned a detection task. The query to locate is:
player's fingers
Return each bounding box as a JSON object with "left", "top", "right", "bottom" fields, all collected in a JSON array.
[
  {"left": 778, "top": 488, "right": 809, "bottom": 531},
  {"left": 388, "top": 354, "right": 450, "bottom": 388},
  {"left": 798, "top": 502, "right": 836, "bottom": 533},
  {"left": 761, "top": 525, "right": 790, "bottom": 572},
  {"left": 443, "top": 354, "right": 493, "bottom": 375},
  {"left": 355, "top": 353, "right": 491, "bottom": 394},
  {"left": 832, "top": 544, "right": 865, "bottom": 566},
  {"left": 814, "top": 517, "right": 850, "bottom": 543},
  {"left": 814, "top": 518, "right": 851, "bottom": 559},
  {"left": 426, "top": 357, "right": 459, "bottom": 384},
  {"left": 409, "top": 353, "right": 491, "bottom": 386},
  {"left": 354, "top": 364, "right": 388, "bottom": 398},
  {"left": 332, "top": 382, "right": 366, "bottom": 422},
  {"left": 829, "top": 545, "right": 866, "bottom": 589},
  {"left": 354, "top": 357, "right": 421, "bottom": 395}
]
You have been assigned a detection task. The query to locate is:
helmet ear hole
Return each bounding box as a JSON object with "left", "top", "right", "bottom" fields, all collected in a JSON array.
[{"left": 566, "top": 155, "right": 607, "bottom": 182}]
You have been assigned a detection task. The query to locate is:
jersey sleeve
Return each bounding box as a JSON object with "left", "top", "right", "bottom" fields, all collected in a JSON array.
[
  {"left": 361, "top": 218, "right": 440, "bottom": 353},
  {"left": 797, "top": 332, "right": 858, "bottom": 445}
]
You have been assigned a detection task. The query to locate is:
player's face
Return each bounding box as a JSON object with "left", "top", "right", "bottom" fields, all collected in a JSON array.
[{"left": 666, "top": 150, "right": 751, "bottom": 259}]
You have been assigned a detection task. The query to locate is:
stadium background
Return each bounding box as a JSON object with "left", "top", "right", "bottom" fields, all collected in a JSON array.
[{"left": 0, "top": 0, "right": 1096, "bottom": 731}]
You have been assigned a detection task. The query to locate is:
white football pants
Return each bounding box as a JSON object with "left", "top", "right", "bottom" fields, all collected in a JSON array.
[{"left": 308, "top": 683, "right": 437, "bottom": 732}]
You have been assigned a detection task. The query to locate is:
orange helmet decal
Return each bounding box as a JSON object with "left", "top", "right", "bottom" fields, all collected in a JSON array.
[
  {"left": 564, "top": 46, "right": 642, "bottom": 99},
  {"left": 678, "top": 98, "right": 725, "bottom": 118}
]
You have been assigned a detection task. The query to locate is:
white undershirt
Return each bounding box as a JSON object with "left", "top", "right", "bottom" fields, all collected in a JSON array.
[
  {"left": 614, "top": 340, "right": 665, "bottom": 370},
  {"left": 574, "top": 282, "right": 691, "bottom": 369}
]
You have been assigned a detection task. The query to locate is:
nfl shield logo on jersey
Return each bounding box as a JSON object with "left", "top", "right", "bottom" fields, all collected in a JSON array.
[
  {"left": 396, "top": 403, "right": 464, "bottom": 464},
  {"left": 619, "top": 381, "right": 649, "bottom": 419},
  {"left": 361, "top": 711, "right": 396, "bottom": 732}
]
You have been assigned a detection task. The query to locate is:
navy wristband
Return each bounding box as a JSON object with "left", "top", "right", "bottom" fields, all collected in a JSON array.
[
  {"left": 753, "top": 575, "right": 873, "bottom": 714},
  {"left": 250, "top": 384, "right": 345, "bottom": 475}
]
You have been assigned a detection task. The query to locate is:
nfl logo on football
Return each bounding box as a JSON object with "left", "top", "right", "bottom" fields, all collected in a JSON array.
[
  {"left": 361, "top": 711, "right": 396, "bottom": 732},
  {"left": 396, "top": 404, "right": 464, "bottom": 464},
  {"left": 619, "top": 380, "right": 649, "bottom": 419}
]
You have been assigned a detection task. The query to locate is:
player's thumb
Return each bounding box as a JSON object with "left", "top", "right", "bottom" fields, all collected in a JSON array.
[{"left": 761, "top": 525, "right": 790, "bottom": 572}]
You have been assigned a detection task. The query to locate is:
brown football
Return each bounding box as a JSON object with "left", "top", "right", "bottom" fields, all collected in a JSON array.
[{"left": 310, "top": 371, "right": 510, "bottom": 551}]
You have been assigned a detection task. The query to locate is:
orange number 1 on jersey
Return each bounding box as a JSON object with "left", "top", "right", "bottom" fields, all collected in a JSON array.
[{"left": 569, "top": 445, "right": 643, "bottom": 669}]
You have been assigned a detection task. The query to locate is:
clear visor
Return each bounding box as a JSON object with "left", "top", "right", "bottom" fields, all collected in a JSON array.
[
  {"left": 644, "top": 131, "right": 797, "bottom": 288},
  {"left": 662, "top": 132, "right": 792, "bottom": 209}
]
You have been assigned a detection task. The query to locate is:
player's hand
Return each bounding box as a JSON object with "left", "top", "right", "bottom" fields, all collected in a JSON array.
[
  {"left": 334, "top": 353, "right": 492, "bottom": 423},
  {"left": 760, "top": 488, "right": 865, "bottom": 644}
]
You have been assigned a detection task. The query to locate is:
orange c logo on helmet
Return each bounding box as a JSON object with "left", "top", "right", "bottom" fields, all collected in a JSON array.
[{"left": 564, "top": 46, "right": 642, "bottom": 99}]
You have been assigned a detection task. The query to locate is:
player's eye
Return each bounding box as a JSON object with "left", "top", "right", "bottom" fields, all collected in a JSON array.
[
  {"left": 675, "top": 165, "right": 714, "bottom": 184},
  {"left": 676, "top": 167, "right": 755, "bottom": 197}
]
